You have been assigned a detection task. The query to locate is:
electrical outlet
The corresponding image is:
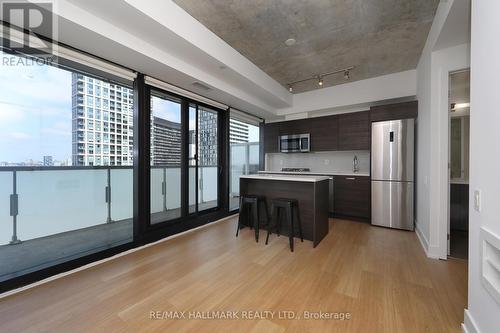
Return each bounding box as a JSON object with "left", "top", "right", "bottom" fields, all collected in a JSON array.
[
  {"left": 474, "top": 190, "right": 481, "bottom": 212},
  {"left": 324, "top": 159, "right": 330, "bottom": 165}
]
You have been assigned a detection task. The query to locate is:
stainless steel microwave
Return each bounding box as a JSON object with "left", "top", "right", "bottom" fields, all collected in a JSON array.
[{"left": 279, "top": 134, "right": 310, "bottom": 153}]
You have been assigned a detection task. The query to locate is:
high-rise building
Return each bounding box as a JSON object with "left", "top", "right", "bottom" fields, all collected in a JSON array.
[
  {"left": 71, "top": 73, "right": 134, "bottom": 166},
  {"left": 229, "top": 119, "right": 249, "bottom": 144},
  {"left": 151, "top": 116, "right": 181, "bottom": 165},
  {"left": 72, "top": 73, "right": 247, "bottom": 167},
  {"left": 43, "top": 156, "right": 53, "bottom": 166},
  {"left": 198, "top": 109, "right": 218, "bottom": 166}
]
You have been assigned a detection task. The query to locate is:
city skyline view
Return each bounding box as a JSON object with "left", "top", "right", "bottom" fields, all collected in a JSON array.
[{"left": 0, "top": 53, "right": 258, "bottom": 166}]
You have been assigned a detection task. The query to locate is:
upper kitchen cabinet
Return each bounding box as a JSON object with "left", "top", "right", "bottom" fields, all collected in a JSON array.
[
  {"left": 263, "top": 115, "right": 339, "bottom": 153},
  {"left": 338, "top": 111, "right": 370, "bottom": 150},
  {"left": 370, "top": 101, "right": 418, "bottom": 122},
  {"left": 277, "top": 119, "right": 304, "bottom": 135},
  {"left": 308, "top": 115, "right": 338, "bottom": 151},
  {"left": 263, "top": 122, "right": 280, "bottom": 153}
]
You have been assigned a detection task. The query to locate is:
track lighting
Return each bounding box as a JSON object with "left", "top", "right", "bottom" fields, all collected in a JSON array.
[{"left": 286, "top": 66, "right": 354, "bottom": 91}]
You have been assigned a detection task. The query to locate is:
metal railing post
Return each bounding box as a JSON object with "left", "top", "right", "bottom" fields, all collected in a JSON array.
[
  {"left": 9, "top": 170, "right": 21, "bottom": 245},
  {"left": 162, "top": 167, "right": 167, "bottom": 212},
  {"left": 199, "top": 167, "right": 204, "bottom": 204},
  {"left": 105, "top": 167, "right": 113, "bottom": 223},
  {"left": 245, "top": 143, "right": 250, "bottom": 175}
]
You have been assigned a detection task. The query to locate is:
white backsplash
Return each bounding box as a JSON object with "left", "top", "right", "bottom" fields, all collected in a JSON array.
[{"left": 265, "top": 150, "right": 370, "bottom": 174}]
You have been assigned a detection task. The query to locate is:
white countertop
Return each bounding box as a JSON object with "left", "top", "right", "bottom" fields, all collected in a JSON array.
[
  {"left": 258, "top": 171, "right": 370, "bottom": 177},
  {"left": 240, "top": 174, "right": 330, "bottom": 183}
]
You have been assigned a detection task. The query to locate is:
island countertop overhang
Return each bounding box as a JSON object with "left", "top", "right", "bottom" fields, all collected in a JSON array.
[{"left": 239, "top": 174, "right": 329, "bottom": 183}]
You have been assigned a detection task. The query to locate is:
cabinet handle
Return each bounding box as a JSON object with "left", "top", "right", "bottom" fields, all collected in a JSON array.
[{"left": 345, "top": 177, "right": 356, "bottom": 180}]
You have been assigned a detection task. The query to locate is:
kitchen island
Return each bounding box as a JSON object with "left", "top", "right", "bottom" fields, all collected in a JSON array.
[{"left": 239, "top": 174, "right": 329, "bottom": 247}]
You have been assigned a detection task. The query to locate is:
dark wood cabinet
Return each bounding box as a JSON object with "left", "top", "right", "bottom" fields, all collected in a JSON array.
[
  {"left": 263, "top": 115, "right": 339, "bottom": 153},
  {"left": 309, "top": 115, "right": 338, "bottom": 151},
  {"left": 278, "top": 119, "right": 303, "bottom": 135},
  {"left": 334, "top": 175, "right": 370, "bottom": 220},
  {"left": 338, "top": 111, "right": 370, "bottom": 150},
  {"left": 262, "top": 102, "right": 416, "bottom": 154},
  {"left": 263, "top": 122, "right": 280, "bottom": 153},
  {"left": 370, "top": 101, "right": 418, "bottom": 122}
]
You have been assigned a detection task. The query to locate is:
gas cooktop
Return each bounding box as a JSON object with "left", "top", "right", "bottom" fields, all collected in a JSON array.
[{"left": 281, "top": 168, "right": 311, "bottom": 172}]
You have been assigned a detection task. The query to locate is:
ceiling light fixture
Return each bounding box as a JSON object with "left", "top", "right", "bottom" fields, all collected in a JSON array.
[
  {"left": 454, "top": 102, "right": 470, "bottom": 109},
  {"left": 318, "top": 76, "right": 323, "bottom": 86},
  {"left": 285, "top": 38, "right": 296, "bottom": 46},
  {"left": 286, "top": 66, "right": 354, "bottom": 93}
]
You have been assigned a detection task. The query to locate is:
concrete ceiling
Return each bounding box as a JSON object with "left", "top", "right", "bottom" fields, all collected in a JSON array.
[{"left": 173, "top": 0, "right": 439, "bottom": 93}]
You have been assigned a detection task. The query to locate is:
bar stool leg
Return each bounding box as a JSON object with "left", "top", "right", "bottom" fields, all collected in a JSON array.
[
  {"left": 236, "top": 198, "right": 244, "bottom": 237},
  {"left": 252, "top": 201, "right": 259, "bottom": 242},
  {"left": 276, "top": 208, "right": 281, "bottom": 237},
  {"left": 295, "top": 205, "right": 303, "bottom": 242},
  {"left": 247, "top": 204, "right": 252, "bottom": 230},
  {"left": 287, "top": 205, "right": 294, "bottom": 252},
  {"left": 266, "top": 204, "right": 276, "bottom": 245},
  {"left": 263, "top": 199, "right": 270, "bottom": 227}
]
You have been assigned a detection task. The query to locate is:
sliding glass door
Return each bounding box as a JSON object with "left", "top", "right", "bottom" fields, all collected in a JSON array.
[
  {"left": 149, "top": 91, "right": 182, "bottom": 224},
  {"left": 147, "top": 88, "right": 221, "bottom": 225},
  {"left": 189, "top": 104, "right": 220, "bottom": 214}
]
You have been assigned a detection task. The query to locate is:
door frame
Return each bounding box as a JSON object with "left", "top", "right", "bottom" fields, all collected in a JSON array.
[
  {"left": 446, "top": 68, "right": 470, "bottom": 257},
  {"left": 139, "top": 83, "right": 228, "bottom": 232}
]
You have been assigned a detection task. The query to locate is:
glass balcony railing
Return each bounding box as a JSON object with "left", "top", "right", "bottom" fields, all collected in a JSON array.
[
  {"left": 0, "top": 166, "right": 219, "bottom": 245},
  {"left": 0, "top": 165, "right": 219, "bottom": 282}
]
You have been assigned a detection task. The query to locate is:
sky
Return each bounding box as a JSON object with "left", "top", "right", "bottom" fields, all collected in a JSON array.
[{"left": 0, "top": 54, "right": 72, "bottom": 163}]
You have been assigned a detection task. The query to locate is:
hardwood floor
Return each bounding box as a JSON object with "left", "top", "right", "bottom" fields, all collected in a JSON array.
[{"left": 0, "top": 218, "right": 467, "bottom": 333}]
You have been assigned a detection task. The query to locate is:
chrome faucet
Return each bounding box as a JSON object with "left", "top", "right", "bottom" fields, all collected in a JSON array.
[{"left": 353, "top": 155, "right": 359, "bottom": 173}]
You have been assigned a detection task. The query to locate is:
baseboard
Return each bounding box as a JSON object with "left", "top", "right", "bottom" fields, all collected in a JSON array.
[
  {"left": 0, "top": 213, "right": 238, "bottom": 300},
  {"left": 462, "top": 309, "right": 480, "bottom": 333},
  {"left": 415, "top": 221, "right": 441, "bottom": 259},
  {"left": 332, "top": 213, "right": 370, "bottom": 223}
]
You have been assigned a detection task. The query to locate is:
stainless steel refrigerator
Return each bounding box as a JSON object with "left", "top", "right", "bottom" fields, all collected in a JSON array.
[{"left": 371, "top": 119, "right": 414, "bottom": 231}]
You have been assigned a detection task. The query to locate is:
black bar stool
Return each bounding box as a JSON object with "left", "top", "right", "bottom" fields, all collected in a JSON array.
[
  {"left": 236, "top": 195, "right": 269, "bottom": 242},
  {"left": 266, "top": 198, "right": 303, "bottom": 252}
]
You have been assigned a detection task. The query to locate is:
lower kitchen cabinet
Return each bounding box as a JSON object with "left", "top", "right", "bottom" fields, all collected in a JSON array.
[{"left": 334, "top": 175, "right": 370, "bottom": 221}]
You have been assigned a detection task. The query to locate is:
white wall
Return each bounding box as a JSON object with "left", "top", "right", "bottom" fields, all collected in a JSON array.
[
  {"left": 278, "top": 70, "right": 417, "bottom": 117},
  {"left": 415, "top": 0, "right": 470, "bottom": 259},
  {"left": 464, "top": 1, "right": 500, "bottom": 332}
]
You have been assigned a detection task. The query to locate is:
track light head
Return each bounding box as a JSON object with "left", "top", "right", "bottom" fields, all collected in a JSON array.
[{"left": 287, "top": 66, "right": 353, "bottom": 91}]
